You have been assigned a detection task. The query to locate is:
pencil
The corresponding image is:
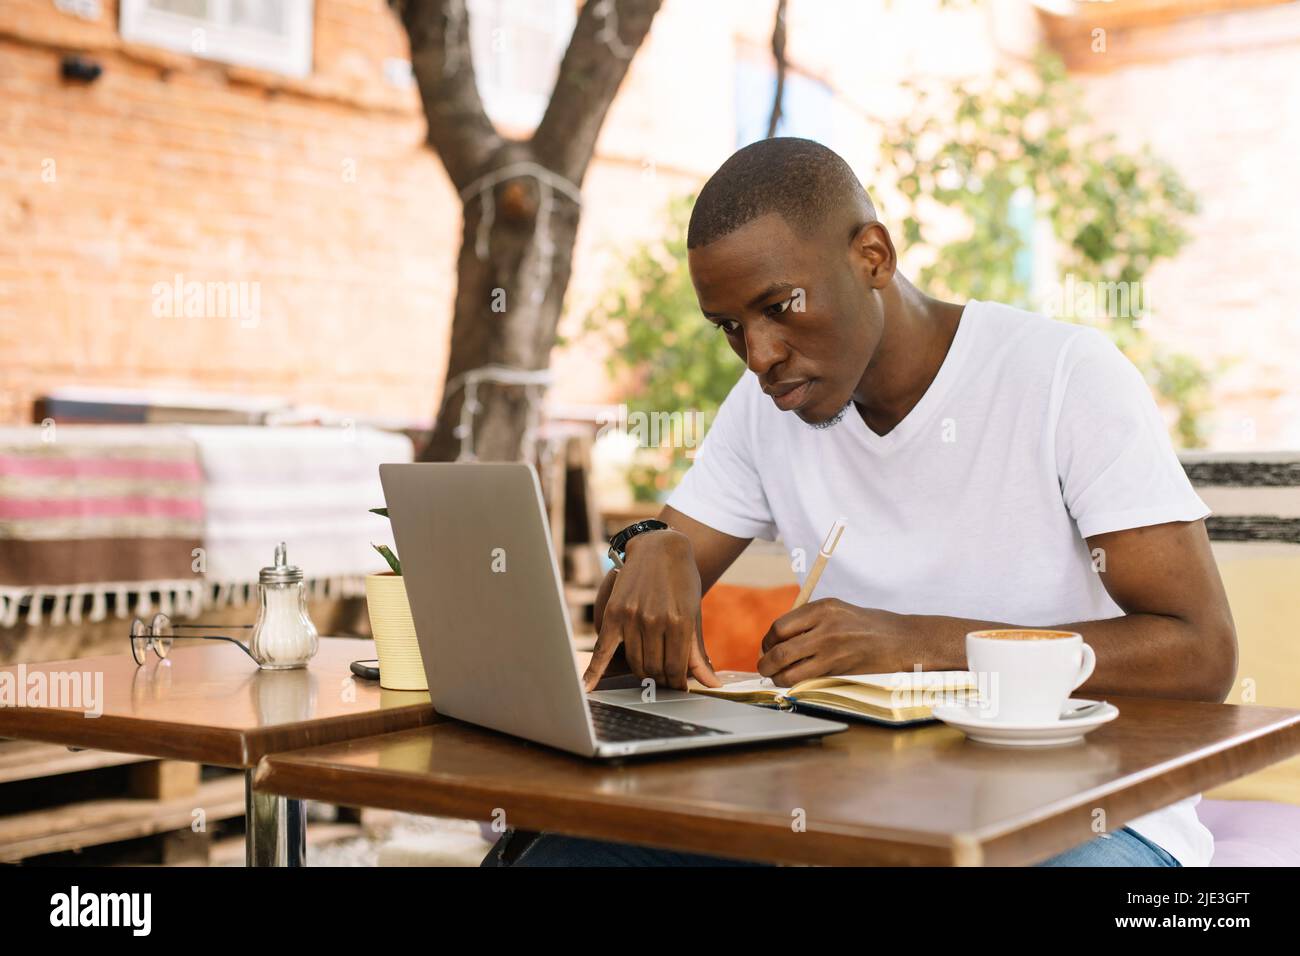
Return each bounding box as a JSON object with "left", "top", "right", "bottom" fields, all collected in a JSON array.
[{"left": 791, "top": 516, "right": 847, "bottom": 609}]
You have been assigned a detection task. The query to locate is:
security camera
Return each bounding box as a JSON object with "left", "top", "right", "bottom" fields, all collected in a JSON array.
[{"left": 60, "top": 55, "right": 103, "bottom": 83}]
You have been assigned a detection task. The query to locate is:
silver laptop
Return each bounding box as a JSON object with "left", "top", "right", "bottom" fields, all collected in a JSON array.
[{"left": 379, "top": 462, "right": 847, "bottom": 758}]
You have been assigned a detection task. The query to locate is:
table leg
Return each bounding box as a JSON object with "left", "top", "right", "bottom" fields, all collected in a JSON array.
[{"left": 245, "top": 770, "right": 306, "bottom": 867}]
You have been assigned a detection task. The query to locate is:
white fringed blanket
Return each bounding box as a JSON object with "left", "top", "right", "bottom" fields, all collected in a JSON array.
[{"left": 0, "top": 424, "right": 413, "bottom": 626}]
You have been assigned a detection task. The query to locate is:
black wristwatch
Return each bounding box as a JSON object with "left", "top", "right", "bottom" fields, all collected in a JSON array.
[{"left": 607, "top": 519, "right": 669, "bottom": 569}]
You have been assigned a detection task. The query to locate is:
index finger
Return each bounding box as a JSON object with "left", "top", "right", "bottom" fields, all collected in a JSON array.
[
  {"left": 688, "top": 607, "right": 722, "bottom": 688},
  {"left": 583, "top": 617, "right": 625, "bottom": 691},
  {"left": 760, "top": 602, "right": 822, "bottom": 654},
  {"left": 592, "top": 568, "right": 618, "bottom": 634}
]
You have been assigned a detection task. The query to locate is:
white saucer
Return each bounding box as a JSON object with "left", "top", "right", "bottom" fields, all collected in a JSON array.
[{"left": 931, "top": 698, "right": 1119, "bottom": 748}]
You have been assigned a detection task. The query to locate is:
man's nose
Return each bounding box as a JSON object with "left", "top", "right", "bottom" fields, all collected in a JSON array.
[{"left": 744, "top": 326, "right": 786, "bottom": 378}]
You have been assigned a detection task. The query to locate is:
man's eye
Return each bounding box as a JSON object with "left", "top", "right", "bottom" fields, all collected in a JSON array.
[
  {"left": 715, "top": 320, "right": 740, "bottom": 334},
  {"left": 765, "top": 298, "right": 793, "bottom": 317}
]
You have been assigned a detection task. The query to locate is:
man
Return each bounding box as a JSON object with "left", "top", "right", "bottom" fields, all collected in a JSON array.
[{"left": 483, "top": 137, "right": 1237, "bottom": 868}]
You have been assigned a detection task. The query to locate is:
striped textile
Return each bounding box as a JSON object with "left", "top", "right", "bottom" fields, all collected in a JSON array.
[
  {"left": 1180, "top": 450, "right": 1300, "bottom": 546},
  {"left": 0, "top": 426, "right": 205, "bottom": 626},
  {"left": 0, "top": 424, "right": 415, "bottom": 627}
]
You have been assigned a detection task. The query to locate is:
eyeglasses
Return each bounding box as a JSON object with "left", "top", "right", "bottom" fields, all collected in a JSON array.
[{"left": 130, "top": 613, "right": 256, "bottom": 665}]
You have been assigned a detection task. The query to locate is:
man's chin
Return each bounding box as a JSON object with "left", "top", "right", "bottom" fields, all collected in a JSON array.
[{"left": 797, "top": 397, "right": 851, "bottom": 429}]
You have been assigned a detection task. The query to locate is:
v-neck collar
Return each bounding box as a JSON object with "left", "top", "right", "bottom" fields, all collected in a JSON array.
[{"left": 844, "top": 299, "right": 978, "bottom": 456}]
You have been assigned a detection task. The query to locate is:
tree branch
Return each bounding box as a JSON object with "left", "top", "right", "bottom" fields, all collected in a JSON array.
[
  {"left": 391, "top": 0, "right": 504, "bottom": 191},
  {"left": 531, "top": 0, "right": 663, "bottom": 185},
  {"left": 766, "top": 0, "right": 788, "bottom": 139}
]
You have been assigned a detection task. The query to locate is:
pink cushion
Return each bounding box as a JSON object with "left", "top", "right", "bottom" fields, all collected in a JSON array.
[{"left": 1197, "top": 799, "right": 1300, "bottom": 866}]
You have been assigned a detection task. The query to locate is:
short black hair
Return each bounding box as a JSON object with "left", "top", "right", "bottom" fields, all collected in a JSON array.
[{"left": 687, "top": 137, "right": 875, "bottom": 250}]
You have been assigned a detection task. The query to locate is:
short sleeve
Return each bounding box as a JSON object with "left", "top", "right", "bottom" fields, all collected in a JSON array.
[
  {"left": 664, "top": 372, "right": 779, "bottom": 541},
  {"left": 1053, "top": 328, "right": 1210, "bottom": 539}
]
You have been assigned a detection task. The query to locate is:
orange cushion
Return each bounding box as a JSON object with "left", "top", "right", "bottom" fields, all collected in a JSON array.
[{"left": 700, "top": 583, "right": 800, "bottom": 672}]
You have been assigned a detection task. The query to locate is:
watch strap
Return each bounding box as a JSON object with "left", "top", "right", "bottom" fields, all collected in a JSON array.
[{"left": 608, "top": 518, "right": 669, "bottom": 564}]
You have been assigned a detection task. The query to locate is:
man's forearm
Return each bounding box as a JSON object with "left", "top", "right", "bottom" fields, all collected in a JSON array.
[{"left": 891, "top": 610, "right": 1233, "bottom": 702}]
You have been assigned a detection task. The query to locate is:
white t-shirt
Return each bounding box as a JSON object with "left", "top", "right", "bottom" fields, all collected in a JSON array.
[{"left": 666, "top": 298, "right": 1215, "bottom": 867}]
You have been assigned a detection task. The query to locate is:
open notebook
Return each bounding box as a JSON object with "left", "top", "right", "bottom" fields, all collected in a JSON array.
[{"left": 688, "top": 670, "right": 979, "bottom": 726}]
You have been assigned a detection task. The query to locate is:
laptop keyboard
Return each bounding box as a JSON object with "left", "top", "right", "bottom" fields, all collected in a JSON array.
[{"left": 588, "top": 699, "right": 730, "bottom": 743}]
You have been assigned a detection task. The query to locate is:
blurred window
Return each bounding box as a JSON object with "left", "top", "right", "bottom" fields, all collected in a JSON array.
[
  {"left": 734, "top": 57, "right": 835, "bottom": 148},
  {"left": 119, "top": 0, "right": 314, "bottom": 77},
  {"left": 1009, "top": 185, "right": 1037, "bottom": 291},
  {"left": 468, "top": 0, "right": 576, "bottom": 130}
]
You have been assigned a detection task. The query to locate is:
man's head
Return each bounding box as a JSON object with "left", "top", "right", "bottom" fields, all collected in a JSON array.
[{"left": 687, "top": 137, "right": 897, "bottom": 425}]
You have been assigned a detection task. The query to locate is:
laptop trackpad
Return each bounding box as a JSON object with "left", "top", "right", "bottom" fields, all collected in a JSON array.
[
  {"left": 590, "top": 691, "right": 775, "bottom": 729},
  {"left": 589, "top": 688, "right": 695, "bottom": 706}
]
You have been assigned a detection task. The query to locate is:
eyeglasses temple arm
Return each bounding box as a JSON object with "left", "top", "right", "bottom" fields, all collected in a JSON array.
[
  {"left": 201, "top": 635, "right": 260, "bottom": 663},
  {"left": 172, "top": 623, "right": 254, "bottom": 630}
]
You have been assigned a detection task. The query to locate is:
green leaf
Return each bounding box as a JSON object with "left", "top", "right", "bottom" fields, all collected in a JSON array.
[{"left": 372, "top": 543, "right": 402, "bottom": 575}]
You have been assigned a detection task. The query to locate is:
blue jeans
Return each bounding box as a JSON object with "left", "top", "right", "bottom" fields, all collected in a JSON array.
[{"left": 480, "top": 826, "right": 1181, "bottom": 867}]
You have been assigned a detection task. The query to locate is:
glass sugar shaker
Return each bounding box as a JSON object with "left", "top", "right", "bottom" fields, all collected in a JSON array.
[{"left": 249, "top": 542, "right": 319, "bottom": 669}]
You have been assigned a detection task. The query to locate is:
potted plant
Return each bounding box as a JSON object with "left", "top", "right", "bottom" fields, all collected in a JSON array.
[{"left": 364, "top": 508, "right": 426, "bottom": 691}]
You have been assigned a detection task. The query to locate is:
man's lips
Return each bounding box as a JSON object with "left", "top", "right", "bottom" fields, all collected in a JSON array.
[{"left": 767, "top": 379, "right": 814, "bottom": 411}]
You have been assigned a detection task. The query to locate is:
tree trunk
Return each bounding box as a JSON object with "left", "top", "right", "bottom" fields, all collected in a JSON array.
[
  {"left": 392, "top": 0, "right": 663, "bottom": 462},
  {"left": 426, "top": 143, "right": 582, "bottom": 462}
]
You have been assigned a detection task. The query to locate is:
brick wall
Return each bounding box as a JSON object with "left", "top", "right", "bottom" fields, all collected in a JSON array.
[
  {"left": 0, "top": 0, "right": 456, "bottom": 426},
  {"left": 0, "top": 0, "right": 734, "bottom": 430}
]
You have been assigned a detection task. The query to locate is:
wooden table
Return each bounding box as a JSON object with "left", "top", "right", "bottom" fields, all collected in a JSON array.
[
  {"left": 0, "top": 637, "right": 436, "bottom": 865},
  {"left": 255, "top": 696, "right": 1300, "bottom": 866}
]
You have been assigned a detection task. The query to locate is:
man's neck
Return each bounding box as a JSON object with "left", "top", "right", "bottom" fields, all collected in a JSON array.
[{"left": 853, "top": 280, "right": 964, "bottom": 437}]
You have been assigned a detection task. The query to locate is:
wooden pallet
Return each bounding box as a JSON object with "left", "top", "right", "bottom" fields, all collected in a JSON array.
[
  {"left": 0, "top": 771, "right": 245, "bottom": 863},
  {"left": 0, "top": 738, "right": 245, "bottom": 864},
  {"left": 0, "top": 739, "right": 152, "bottom": 785}
]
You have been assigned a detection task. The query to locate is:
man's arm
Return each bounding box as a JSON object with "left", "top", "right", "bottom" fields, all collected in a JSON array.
[
  {"left": 759, "top": 519, "right": 1238, "bottom": 702},
  {"left": 584, "top": 505, "right": 753, "bottom": 690}
]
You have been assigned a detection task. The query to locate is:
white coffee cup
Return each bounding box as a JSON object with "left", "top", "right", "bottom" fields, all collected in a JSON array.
[{"left": 965, "top": 629, "right": 1096, "bottom": 724}]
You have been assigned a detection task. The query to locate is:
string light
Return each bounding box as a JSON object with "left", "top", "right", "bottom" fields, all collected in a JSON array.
[
  {"left": 443, "top": 364, "right": 556, "bottom": 461},
  {"left": 594, "top": 0, "right": 633, "bottom": 59},
  {"left": 443, "top": 0, "right": 466, "bottom": 76},
  {"left": 458, "top": 161, "right": 582, "bottom": 305}
]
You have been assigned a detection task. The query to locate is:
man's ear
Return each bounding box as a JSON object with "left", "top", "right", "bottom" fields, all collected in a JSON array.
[{"left": 848, "top": 221, "right": 896, "bottom": 290}]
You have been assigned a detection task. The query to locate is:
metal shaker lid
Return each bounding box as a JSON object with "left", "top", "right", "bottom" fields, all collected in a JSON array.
[{"left": 259, "top": 541, "right": 303, "bottom": 585}]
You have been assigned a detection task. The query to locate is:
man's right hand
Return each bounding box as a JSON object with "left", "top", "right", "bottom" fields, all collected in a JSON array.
[{"left": 582, "top": 529, "right": 721, "bottom": 692}]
